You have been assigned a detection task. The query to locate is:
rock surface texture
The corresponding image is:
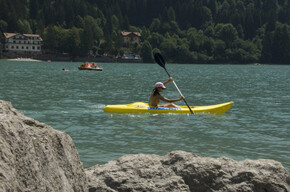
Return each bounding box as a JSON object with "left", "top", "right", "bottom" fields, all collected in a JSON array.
[
  {"left": 1, "top": 100, "right": 289, "bottom": 192},
  {"left": 0, "top": 100, "right": 87, "bottom": 192},
  {"left": 86, "top": 152, "right": 290, "bottom": 192}
]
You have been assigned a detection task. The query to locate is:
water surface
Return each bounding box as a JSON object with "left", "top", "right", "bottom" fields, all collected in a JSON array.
[{"left": 0, "top": 60, "right": 289, "bottom": 170}]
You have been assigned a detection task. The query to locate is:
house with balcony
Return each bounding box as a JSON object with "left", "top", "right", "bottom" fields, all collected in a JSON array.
[
  {"left": 120, "top": 32, "right": 141, "bottom": 45},
  {"left": 3, "top": 33, "right": 42, "bottom": 54}
]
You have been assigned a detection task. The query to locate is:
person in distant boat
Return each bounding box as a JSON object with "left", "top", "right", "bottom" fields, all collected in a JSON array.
[
  {"left": 149, "top": 77, "right": 185, "bottom": 108},
  {"left": 62, "top": 68, "right": 68, "bottom": 71}
]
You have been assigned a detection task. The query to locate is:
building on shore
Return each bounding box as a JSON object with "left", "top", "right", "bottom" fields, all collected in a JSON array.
[
  {"left": 2, "top": 33, "right": 43, "bottom": 57},
  {"left": 120, "top": 32, "right": 141, "bottom": 45},
  {"left": 119, "top": 32, "right": 142, "bottom": 62}
]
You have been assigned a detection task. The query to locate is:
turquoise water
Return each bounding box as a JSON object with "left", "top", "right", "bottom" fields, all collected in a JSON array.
[{"left": 0, "top": 60, "right": 289, "bottom": 170}]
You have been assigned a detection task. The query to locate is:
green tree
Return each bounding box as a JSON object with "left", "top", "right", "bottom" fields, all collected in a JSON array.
[
  {"left": 0, "top": 20, "right": 8, "bottom": 32},
  {"left": 278, "top": 0, "right": 290, "bottom": 24},
  {"left": 150, "top": 18, "right": 161, "bottom": 32},
  {"left": 64, "top": 27, "right": 82, "bottom": 57},
  {"left": 29, "top": 0, "right": 39, "bottom": 19},
  {"left": 262, "top": 22, "right": 290, "bottom": 64},
  {"left": 199, "top": 6, "right": 213, "bottom": 27},
  {"left": 175, "top": 44, "right": 194, "bottom": 63},
  {"left": 217, "top": 0, "right": 231, "bottom": 23},
  {"left": 149, "top": 32, "right": 164, "bottom": 49},
  {"left": 43, "top": 25, "right": 58, "bottom": 51},
  {"left": 201, "top": 37, "right": 215, "bottom": 56},
  {"left": 167, "top": 6, "right": 176, "bottom": 21},
  {"left": 16, "top": 19, "right": 32, "bottom": 34},
  {"left": 75, "top": 15, "right": 84, "bottom": 28},
  {"left": 214, "top": 39, "right": 227, "bottom": 62},
  {"left": 81, "top": 16, "right": 103, "bottom": 55},
  {"left": 260, "top": 30, "right": 273, "bottom": 63},
  {"left": 263, "top": 0, "right": 278, "bottom": 23},
  {"left": 140, "top": 40, "right": 153, "bottom": 63},
  {"left": 215, "top": 23, "right": 238, "bottom": 47},
  {"left": 160, "top": 33, "right": 178, "bottom": 62},
  {"left": 271, "top": 23, "right": 290, "bottom": 64}
]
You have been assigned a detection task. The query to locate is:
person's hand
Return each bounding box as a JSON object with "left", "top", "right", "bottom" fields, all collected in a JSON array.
[
  {"left": 169, "top": 77, "right": 174, "bottom": 82},
  {"left": 180, "top": 96, "right": 185, "bottom": 100}
]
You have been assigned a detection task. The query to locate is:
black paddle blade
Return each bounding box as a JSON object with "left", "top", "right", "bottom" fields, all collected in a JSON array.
[{"left": 154, "top": 53, "right": 166, "bottom": 69}]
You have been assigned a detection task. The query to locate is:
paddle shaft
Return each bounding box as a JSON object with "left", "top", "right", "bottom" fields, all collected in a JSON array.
[{"left": 163, "top": 68, "right": 194, "bottom": 114}]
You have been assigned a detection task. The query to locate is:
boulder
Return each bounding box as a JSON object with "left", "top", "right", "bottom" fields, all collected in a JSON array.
[
  {"left": 0, "top": 100, "right": 87, "bottom": 192},
  {"left": 86, "top": 151, "right": 290, "bottom": 192},
  {"left": 1, "top": 99, "right": 289, "bottom": 192}
]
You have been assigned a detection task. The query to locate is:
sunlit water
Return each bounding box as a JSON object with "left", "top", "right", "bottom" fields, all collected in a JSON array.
[{"left": 0, "top": 60, "right": 289, "bottom": 170}]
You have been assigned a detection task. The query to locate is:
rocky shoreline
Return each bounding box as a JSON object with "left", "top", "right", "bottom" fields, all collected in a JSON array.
[{"left": 0, "top": 100, "right": 289, "bottom": 192}]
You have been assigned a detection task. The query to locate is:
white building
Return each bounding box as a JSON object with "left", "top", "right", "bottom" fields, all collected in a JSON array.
[{"left": 3, "top": 33, "right": 42, "bottom": 53}]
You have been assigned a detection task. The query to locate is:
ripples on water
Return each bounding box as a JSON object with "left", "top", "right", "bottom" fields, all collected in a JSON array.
[{"left": 0, "top": 61, "right": 289, "bottom": 170}]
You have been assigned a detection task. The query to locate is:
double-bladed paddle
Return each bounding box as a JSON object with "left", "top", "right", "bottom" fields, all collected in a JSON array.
[{"left": 154, "top": 53, "right": 194, "bottom": 114}]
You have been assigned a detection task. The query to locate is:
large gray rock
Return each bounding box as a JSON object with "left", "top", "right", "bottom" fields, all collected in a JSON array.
[
  {"left": 0, "top": 100, "right": 87, "bottom": 192},
  {"left": 1, "top": 99, "right": 290, "bottom": 192},
  {"left": 86, "top": 151, "right": 290, "bottom": 192}
]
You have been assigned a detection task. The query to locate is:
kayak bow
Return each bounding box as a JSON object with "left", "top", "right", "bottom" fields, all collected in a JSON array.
[{"left": 104, "top": 101, "right": 234, "bottom": 114}]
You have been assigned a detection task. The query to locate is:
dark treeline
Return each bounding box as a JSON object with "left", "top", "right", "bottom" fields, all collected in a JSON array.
[{"left": 0, "top": 0, "right": 289, "bottom": 64}]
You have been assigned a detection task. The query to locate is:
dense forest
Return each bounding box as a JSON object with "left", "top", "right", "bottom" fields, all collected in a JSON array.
[{"left": 0, "top": 0, "right": 290, "bottom": 64}]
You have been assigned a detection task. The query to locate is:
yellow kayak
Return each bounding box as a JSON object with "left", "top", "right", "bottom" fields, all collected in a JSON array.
[{"left": 104, "top": 101, "right": 234, "bottom": 114}]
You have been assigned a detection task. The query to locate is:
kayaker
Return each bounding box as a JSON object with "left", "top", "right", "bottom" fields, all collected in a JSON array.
[{"left": 149, "top": 77, "right": 185, "bottom": 108}]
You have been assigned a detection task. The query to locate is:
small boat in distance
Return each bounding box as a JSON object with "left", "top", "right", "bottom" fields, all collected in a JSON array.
[{"left": 78, "top": 62, "right": 103, "bottom": 71}]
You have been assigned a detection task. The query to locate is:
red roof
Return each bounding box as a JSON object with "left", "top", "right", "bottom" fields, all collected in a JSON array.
[
  {"left": 3, "top": 33, "right": 16, "bottom": 38},
  {"left": 120, "top": 32, "right": 141, "bottom": 37},
  {"left": 3, "top": 32, "right": 42, "bottom": 40}
]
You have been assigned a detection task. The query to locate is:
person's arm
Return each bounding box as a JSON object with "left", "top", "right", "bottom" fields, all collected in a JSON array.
[
  {"left": 163, "top": 77, "right": 173, "bottom": 86},
  {"left": 159, "top": 95, "right": 185, "bottom": 103}
]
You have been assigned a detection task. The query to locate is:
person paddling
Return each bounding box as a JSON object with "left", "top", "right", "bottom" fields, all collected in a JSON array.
[{"left": 149, "top": 77, "right": 185, "bottom": 108}]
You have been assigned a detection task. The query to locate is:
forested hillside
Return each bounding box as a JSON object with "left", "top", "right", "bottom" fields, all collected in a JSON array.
[{"left": 0, "top": 0, "right": 290, "bottom": 64}]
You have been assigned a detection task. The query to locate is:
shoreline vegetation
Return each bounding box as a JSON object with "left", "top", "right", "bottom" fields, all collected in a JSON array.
[
  {"left": 0, "top": 0, "right": 290, "bottom": 64},
  {"left": 0, "top": 57, "right": 284, "bottom": 65}
]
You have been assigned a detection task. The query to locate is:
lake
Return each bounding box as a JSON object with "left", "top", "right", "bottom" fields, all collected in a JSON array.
[{"left": 0, "top": 60, "right": 289, "bottom": 171}]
